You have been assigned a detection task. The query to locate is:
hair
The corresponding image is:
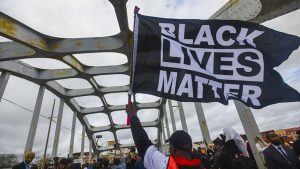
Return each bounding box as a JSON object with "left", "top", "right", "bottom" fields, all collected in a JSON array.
[
  {"left": 67, "top": 158, "right": 73, "bottom": 164},
  {"left": 130, "top": 147, "right": 136, "bottom": 152},
  {"left": 102, "top": 159, "right": 109, "bottom": 167},
  {"left": 24, "top": 151, "right": 35, "bottom": 159},
  {"left": 113, "top": 158, "right": 120, "bottom": 165},
  {"left": 69, "top": 163, "right": 80, "bottom": 169},
  {"left": 213, "top": 137, "right": 224, "bottom": 146},
  {"left": 208, "top": 144, "right": 214, "bottom": 149},
  {"left": 265, "top": 132, "right": 274, "bottom": 140},
  {"left": 59, "top": 158, "right": 69, "bottom": 165},
  {"left": 53, "top": 157, "right": 59, "bottom": 163},
  {"left": 200, "top": 148, "right": 207, "bottom": 154}
]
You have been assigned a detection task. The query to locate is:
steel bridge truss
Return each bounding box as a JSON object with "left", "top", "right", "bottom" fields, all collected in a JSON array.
[{"left": 0, "top": 0, "right": 299, "bottom": 157}]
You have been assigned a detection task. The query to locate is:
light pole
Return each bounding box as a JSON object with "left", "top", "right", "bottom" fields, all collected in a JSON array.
[
  {"left": 42, "top": 99, "right": 56, "bottom": 169},
  {"left": 96, "top": 135, "right": 102, "bottom": 147},
  {"left": 95, "top": 135, "right": 102, "bottom": 161}
]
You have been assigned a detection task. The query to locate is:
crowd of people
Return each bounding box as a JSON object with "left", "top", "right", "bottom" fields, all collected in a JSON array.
[
  {"left": 125, "top": 103, "right": 300, "bottom": 169},
  {"left": 13, "top": 148, "right": 145, "bottom": 169},
  {"left": 13, "top": 130, "right": 300, "bottom": 169},
  {"left": 12, "top": 104, "right": 300, "bottom": 169}
]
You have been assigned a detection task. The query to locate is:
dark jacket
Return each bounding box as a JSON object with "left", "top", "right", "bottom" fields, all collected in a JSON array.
[
  {"left": 293, "top": 139, "right": 300, "bottom": 158},
  {"left": 200, "top": 154, "right": 211, "bottom": 169},
  {"left": 263, "top": 144, "right": 300, "bottom": 169},
  {"left": 132, "top": 160, "right": 146, "bottom": 169},
  {"left": 219, "top": 139, "right": 242, "bottom": 169},
  {"left": 12, "top": 162, "right": 26, "bottom": 169},
  {"left": 130, "top": 116, "right": 153, "bottom": 159},
  {"left": 212, "top": 151, "right": 222, "bottom": 169}
]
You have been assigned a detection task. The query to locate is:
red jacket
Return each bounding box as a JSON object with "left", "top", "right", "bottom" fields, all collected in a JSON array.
[{"left": 167, "top": 156, "right": 205, "bottom": 169}]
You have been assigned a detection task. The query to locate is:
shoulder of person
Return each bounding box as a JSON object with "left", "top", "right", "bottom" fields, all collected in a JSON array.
[
  {"left": 12, "top": 163, "right": 20, "bottom": 169},
  {"left": 293, "top": 139, "right": 300, "bottom": 147},
  {"left": 282, "top": 144, "right": 293, "bottom": 151},
  {"left": 144, "top": 145, "right": 168, "bottom": 169},
  {"left": 13, "top": 162, "right": 24, "bottom": 169},
  {"left": 263, "top": 145, "right": 276, "bottom": 154},
  {"left": 263, "top": 146, "right": 270, "bottom": 152},
  {"left": 220, "top": 149, "right": 232, "bottom": 158},
  {"left": 281, "top": 144, "right": 289, "bottom": 149}
]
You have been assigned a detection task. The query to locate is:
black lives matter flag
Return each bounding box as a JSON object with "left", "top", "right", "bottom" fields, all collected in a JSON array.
[{"left": 131, "top": 14, "right": 300, "bottom": 109}]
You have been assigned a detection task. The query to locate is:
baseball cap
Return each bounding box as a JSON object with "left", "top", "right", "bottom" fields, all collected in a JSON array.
[{"left": 166, "top": 130, "right": 192, "bottom": 151}]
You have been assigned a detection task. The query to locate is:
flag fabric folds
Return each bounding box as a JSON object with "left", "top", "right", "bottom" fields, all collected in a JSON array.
[{"left": 131, "top": 14, "right": 300, "bottom": 109}]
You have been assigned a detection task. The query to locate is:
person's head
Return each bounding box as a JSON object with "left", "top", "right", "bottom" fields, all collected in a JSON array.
[
  {"left": 83, "top": 156, "right": 89, "bottom": 164},
  {"left": 207, "top": 144, "right": 214, "bottom": 150},
  {"left": 197, "top": 147, "right": 201, "bottom": 153},
  {"left": 68, "top": 163, "right": 80, "bottom": 169},
  {"left": 66, "top": 158, "right": 73, "bottom": 169},
  {"left": 24, "top": 151, "right": 35, "bottom": 164},
  {"left": 166, "top": 130, "right": 192, "bottom": 157},
  {"left": 220, "top": 134, "right": 226, "bottom": 142},
  {"left": 266, "top": 132, "right": 281, "bottom": 146},
  {"left": 254, "top": 137, "right": 260, "bottom": 143},
  {"left": 53, "top": 157, "right": 59, "bottom": 164},
  {"left": 130, "top": 147, "right": 136, "bottom": 152},
  {"left": 58, "top": 158, "right": 69, "bottom": 169},
  {"left": 200, "top": 148, "right": 206, "bottom": 155},
  {"left": 213, "top": 137, "right": 224, "bottom": 151},
  {"left": 192, "top": 148, "right": 197, "bottom": 154},
  {"left": 113, "top": 158, "right": 120, "bottom": 165},
  {"left": 223, "top": 127, "right": 240, "bottom": 142},
  {"left": 296, "top": 130, "right": 300, "bottom": 137},
  {"left": 102, "top": 158, "right": 109, "bottom": 167},
  {"left": 94, "top": 162, "right": 101, "bottom": 169}
]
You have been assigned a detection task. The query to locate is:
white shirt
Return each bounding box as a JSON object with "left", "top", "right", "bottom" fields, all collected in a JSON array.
[
  {"left": 144, "top": 145, "right": 169, "bottom": 169},
  {"left": 255, "top": 143, "right": 266, "bottom": 153}
]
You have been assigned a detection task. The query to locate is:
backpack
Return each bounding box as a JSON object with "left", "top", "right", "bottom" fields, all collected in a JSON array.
[{"left": 230, "top": 154, "right": 258, "bottom": 169}]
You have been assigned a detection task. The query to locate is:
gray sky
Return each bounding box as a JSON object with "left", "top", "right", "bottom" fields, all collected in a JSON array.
[{"left": 0, "top": 0, "right": 299, "bottom": 160}]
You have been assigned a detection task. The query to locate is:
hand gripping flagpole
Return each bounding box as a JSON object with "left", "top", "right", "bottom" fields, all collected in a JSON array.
[{"left": 127, "top": 6, "right": 140, "bottom": 126}]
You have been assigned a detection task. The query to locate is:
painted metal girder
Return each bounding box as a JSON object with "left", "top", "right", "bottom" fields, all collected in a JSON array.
[
  {"left": 0, "top": 12, "right": 125, "bottom": 56},
  {"left": 210, "top": 0, "right": 262, "bottom": 20},
  {"left": 210, "top": 0, "right": 300, "bottom": 24},
  {"left": 250, "top": 0, "right": 300, "bottom": 23},
  {"left": 0, "top": 0, "right": 299, "bottom": 154}
]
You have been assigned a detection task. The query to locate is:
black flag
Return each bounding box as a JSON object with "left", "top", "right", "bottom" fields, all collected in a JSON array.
[{"left": 131, "top": 14, "right": 300, "bottom": 109}]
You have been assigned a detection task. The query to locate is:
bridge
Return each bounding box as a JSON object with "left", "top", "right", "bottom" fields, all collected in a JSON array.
[{"left": 0, "top": 0, "right": 299, "bottom": 168}]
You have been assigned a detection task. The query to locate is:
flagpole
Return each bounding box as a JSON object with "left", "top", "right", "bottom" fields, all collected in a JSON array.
[{"left": 127, "top": 6, "right": 140, "bottom": 126}]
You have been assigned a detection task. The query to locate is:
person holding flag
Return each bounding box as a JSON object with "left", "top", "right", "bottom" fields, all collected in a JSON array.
[{"left": 126, "top": 102, "right": 205, "bottom": 169}]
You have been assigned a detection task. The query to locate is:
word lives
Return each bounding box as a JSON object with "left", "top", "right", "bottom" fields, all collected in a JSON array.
[{"left": 157, "top": 23, "right": 265, "bottom": 106}]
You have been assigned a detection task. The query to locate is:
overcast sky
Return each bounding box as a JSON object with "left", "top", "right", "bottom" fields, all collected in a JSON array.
[{"left": 0, "top": 0, "right": 299, "bottom": 160}]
